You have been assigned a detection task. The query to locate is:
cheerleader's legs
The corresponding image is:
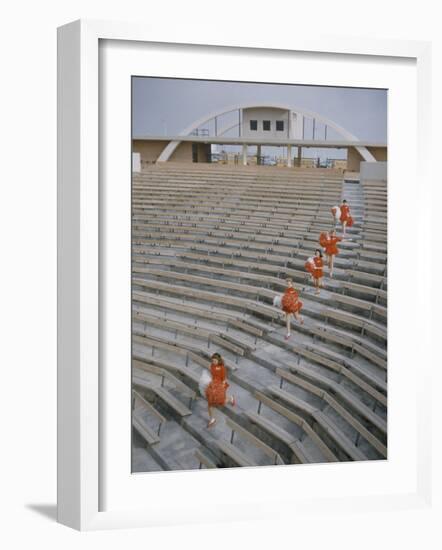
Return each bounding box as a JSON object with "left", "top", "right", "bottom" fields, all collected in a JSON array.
[
  {"left": 342, "top": 220, "right": 347, "bottom": 236},
  {"left": 207, "top": 404, "right": 216, "bottom": 428},
  {"left": 314, "top": 277, "right": 322, "bottom": 294},
  {"left": 294, "top": 310, "right": 304, "bottom": 325},
  {"left": 207, "top": 397, "right": 235, "bottom": 427},
  {"left": 331, "top": 255, "right": 335, "bottom": 277},
  {"left": 285, "top": 313, "right": 292, "bottom": 339}
]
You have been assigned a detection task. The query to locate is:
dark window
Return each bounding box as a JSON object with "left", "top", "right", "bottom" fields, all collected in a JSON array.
[
  {"left": 263, "top": 120, "right": 271, "bottom": 131},
  {"left": 192, "top": 143, "right": 198, "bottom": 163},
  {"left": 276, "top": 120, "right": 284, "bottom": 131},
  {"left": 250, "top": 120, "right": 258, "bottom": 131}
]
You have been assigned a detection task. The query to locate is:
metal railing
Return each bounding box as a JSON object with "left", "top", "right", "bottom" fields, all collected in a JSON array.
[{"left": 190, "top": 128, "right": 210, "bottom": 137}]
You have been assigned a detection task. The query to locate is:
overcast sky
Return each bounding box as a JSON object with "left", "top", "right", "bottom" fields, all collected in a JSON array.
[{"left": 132, "top": 77, "right": 387, "bottom": 142}]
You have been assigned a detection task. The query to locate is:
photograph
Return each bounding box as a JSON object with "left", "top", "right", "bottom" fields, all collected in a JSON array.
[{"left": 130, "top": 76, "right": 388, "bottom": 473}]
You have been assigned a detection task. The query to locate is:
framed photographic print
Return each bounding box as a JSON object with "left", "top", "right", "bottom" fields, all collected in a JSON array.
[{"left": 57, "top": 19, "right": 433, "bottom": 530}]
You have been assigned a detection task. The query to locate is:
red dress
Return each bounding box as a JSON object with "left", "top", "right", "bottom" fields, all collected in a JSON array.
[
  {"left": 205, "top": 362, "right": 228, "bottom": 406},
  {"left": 312, "top": 256, "right": 324, "bottom": 279},
  {"left": 324, "top": 236, "right": 342, "bottom": 256},
  {"left": 340, "top": 204, "right": 351, "bottom": 222},
  {"left": 281, "top": 287, "right": 303, "bottom": 314}
]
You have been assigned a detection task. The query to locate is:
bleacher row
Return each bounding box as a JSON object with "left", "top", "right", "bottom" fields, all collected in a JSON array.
[{"left": 131, "top": 163, "right": 388, "bottom": 471}]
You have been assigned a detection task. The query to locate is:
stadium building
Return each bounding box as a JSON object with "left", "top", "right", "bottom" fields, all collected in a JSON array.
[{"left": 132, "top": 102, "right": 387, "bottom": 172}]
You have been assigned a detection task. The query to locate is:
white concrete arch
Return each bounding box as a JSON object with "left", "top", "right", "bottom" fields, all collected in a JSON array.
[{"left": 157, "top": 101, "right": 376, "bottom": 162}]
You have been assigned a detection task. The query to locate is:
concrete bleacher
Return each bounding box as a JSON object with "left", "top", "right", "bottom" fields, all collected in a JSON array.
[{"left": 131, "top": 163, "right": 388, "bottom": 472}]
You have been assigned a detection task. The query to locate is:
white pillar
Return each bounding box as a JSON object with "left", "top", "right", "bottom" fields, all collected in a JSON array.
[
  {"left": 293, "top": 113, "right": 303, "bottom": 139},
  {"left": 242, "top": 144, "right": 248, "bottom": 166},
  {"left": 132, "top": 152, "right": 141, "bottom": 173},
  {"left": 287, "top": 144, "right": 292, "bottom": 167}
]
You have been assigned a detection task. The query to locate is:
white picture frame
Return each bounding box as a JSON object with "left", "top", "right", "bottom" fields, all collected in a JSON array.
[{"left": 57, "top": 19, "right": 433, "bottom": 531}]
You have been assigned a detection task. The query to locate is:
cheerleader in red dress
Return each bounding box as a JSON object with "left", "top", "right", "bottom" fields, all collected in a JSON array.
[
  {"left": 339, "top": 199, "right": 353, "bottom": 236},
  {"left": 281, "top": 278, "right": 304, "bottom": 340},
  {"left": 204, "top": 352, "right": 235, "bottom": 428},
  {"left": 312, "top": 249, "right": 324, "bottom": 295},
  {"left": 322, "top": 229, "right": 342, "bottom": 278}
]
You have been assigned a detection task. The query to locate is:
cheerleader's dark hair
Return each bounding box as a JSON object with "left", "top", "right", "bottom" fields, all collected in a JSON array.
[
  {"left": 211, "top": 352, "right": 223, "bottom": 364},
  {"left": 315, "top": 248, "right": 323, "bottom": 258}
]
